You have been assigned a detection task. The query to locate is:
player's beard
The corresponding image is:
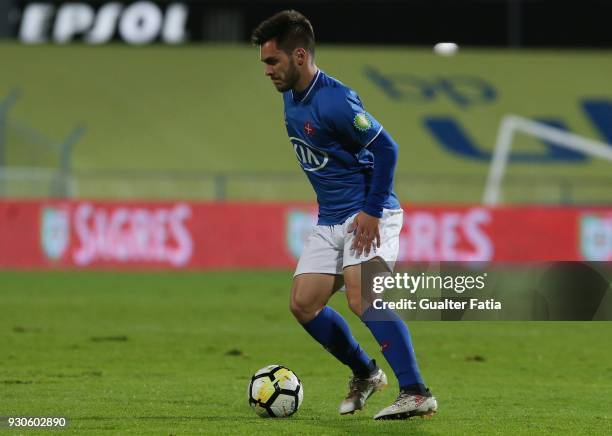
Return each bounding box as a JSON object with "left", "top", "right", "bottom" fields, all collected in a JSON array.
[{"left": 275, "top": 58, "right": 300, "bottom": 92}]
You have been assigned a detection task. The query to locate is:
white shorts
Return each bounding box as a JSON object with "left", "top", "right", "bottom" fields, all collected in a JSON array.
[{"left": 294, "top": 208, "right": 404, "bottom": 276}]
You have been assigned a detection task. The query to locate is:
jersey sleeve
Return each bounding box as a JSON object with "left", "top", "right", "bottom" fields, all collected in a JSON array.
[{"left": 322, "top": 88, "right": 383, "bottom": 150}]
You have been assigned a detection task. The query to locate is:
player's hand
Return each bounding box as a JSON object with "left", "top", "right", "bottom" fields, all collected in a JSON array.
[{"left": 347, "top": 211, "right": 381, "bottom": 256}]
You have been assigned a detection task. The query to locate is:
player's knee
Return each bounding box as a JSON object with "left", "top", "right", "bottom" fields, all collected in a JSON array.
[
  {"left": 289, "top": 297, "right": 306, "bottom": 320},
  {"left": 289, "top": 292, "right": 318, "bottom": 323}
]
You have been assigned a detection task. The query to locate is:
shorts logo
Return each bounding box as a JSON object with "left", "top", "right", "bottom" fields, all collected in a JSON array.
[
  {"left": 353, "top": 112, "right": 372, "bottom": 132},
  {"left": 290, "top": 137, "right": 328, "bottom": 172}
]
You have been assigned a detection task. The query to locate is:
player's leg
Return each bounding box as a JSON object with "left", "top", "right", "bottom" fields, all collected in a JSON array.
[
  {"left": 291, "top": 223, "right": 377, "bottom": 397},
  {"left": 342, "top": 209, "right": 437, "bottom": 420},
  {"left": 290, "top": 273, "right": 377, "bottom": 387},
  {"left": 344, "top": 260, "right": 427, "bottom": 390},
  {"left": 292, "top": 273, "right": 384, "bottom": 415},
  {"left": 343, "top": 260, "right": 437, "bottom": 420}
]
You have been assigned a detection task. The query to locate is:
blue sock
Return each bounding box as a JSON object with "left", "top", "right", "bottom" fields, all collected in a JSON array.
[
  {"left": 302, "top": 306, "right": 375, "bottom": 378},
  {"left": 362, "top": 306, "right": 425, "bottom": 388}
]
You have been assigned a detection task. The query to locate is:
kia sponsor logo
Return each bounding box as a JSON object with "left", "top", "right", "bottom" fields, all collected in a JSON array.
[
  {"left": 290, "top": 137, "right": 329, "bottom": 172},
  {"left": 399, "top": 208, "right": 493, "bottom": 261},
  {"left": 19, "top": 1, "right": 188, "bottom": 44}
]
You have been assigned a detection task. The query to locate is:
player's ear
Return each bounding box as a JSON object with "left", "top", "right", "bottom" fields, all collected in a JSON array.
[{"left": 294, "top": 48, "right": 307, "bottom": 66}]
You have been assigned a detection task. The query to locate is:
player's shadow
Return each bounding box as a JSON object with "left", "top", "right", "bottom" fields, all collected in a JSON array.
[{"left": 532, "top": 262, "right": 609, "bottom": 320}]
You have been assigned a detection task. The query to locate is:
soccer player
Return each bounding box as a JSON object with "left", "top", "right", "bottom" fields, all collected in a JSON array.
[{"left": 251, "top": 10, "right": 437, "bottom": 420}]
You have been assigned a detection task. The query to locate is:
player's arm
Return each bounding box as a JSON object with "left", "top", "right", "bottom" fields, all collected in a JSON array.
[
  {"left": 363, "top": 129, "right": 398, "bottom": 218},
  {"left": 320, "top": 88, "right": 396, "bottom": 256},
  {"left": 348, "top": 130, "right": 398, "bottom": 255}
]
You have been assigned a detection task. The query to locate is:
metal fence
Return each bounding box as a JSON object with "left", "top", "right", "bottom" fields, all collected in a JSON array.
[{"left": 1, "top": 167, "right": 611, "bottom": 205}]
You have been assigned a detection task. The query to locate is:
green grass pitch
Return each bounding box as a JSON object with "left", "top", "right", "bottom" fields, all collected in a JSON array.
[{"left": 1, "top": 271, "right": 611, "bottom": 434}]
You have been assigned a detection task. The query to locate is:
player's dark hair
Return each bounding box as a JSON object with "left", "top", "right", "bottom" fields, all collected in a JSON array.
[{"left": 251, "top": 10, "right": 315, "bottom": 56}]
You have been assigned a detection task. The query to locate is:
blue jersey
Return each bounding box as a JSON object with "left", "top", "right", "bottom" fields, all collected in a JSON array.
[{"left": 283, "top": 70, "right": 400, "bottom": 225}]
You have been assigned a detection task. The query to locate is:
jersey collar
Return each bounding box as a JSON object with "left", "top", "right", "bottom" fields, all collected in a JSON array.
[{"left": 291, "top": 69, "right": 321, "bottom": 104}]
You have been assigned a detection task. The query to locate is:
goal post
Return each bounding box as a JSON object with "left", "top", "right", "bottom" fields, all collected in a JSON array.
[{"left": 483, "top": 115, "right": 612, "bottom": 206}]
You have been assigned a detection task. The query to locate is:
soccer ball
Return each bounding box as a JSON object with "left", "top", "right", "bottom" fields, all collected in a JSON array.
[{"left": 247, "top": 364, "right": 303, "bottom": 418}]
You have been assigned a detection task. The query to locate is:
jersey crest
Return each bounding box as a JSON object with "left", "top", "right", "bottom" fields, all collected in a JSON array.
[{"left": 303, "top": 121, "right": 316, "bottom": 136}]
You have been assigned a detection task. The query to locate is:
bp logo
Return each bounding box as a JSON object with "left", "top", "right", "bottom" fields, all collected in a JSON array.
[
  {"left": 41, "top": 207, "right": 70, "bottom": 261},
  {"left": 353, "top": 112, "right": 372, "bottom": 132},
  {"left": 290, "top": 137, "right": 328, "bottom": 172}
]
